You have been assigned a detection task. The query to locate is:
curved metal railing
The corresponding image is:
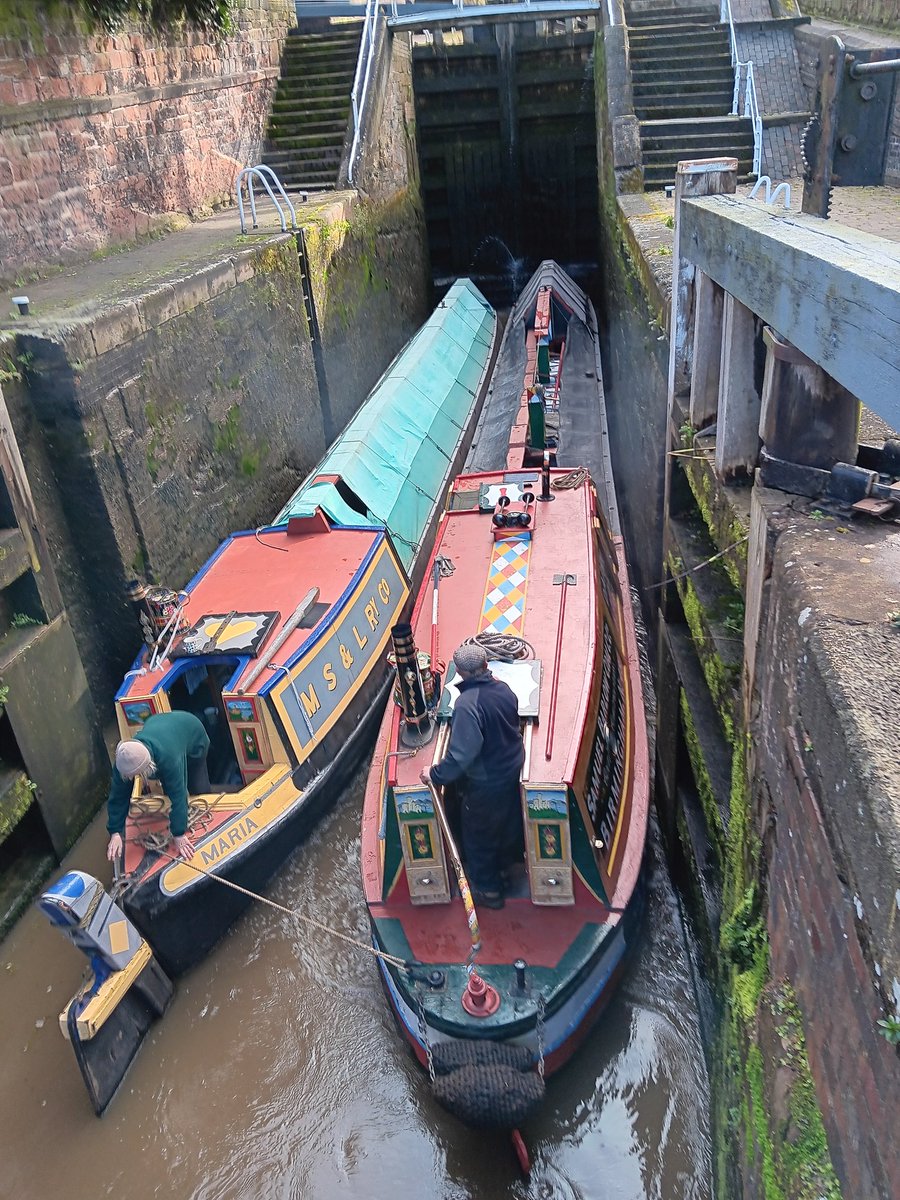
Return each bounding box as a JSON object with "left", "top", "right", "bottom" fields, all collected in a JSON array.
[
  {"left": 720, "top": 0, "right": 762, "bottom": 177},
  {"left": 236, "top": 165, "right": 298, "bottom": 234},
  {"left": 348, "top": 0, "right": 385, "bottom": 186}
]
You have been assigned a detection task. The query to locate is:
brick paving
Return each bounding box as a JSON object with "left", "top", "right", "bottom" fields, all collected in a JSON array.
[
  {"left": 762, "top": 120, "right": 806, "bottom": 179},
  {"left": 736, "top": 27, "right": 809, "bottom": 113},
  {"left": 729, "top": 0, "right": 771, "bottom": 18}
]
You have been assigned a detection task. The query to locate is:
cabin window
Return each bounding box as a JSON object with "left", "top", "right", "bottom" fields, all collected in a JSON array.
[
  {"left": 586, "top": 622, "right": 627, "bottom": 852},
  {"left": 165, "top": 659, "right": 243, "bottom": 787}
]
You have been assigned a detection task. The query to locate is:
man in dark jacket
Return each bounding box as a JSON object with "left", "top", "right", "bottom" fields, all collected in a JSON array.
[
  {"left": 424, "top": 642, "right": 525, "bottom": 907},
  {"left": 106, "top": 710, "right": 211, "bottom": 862}
]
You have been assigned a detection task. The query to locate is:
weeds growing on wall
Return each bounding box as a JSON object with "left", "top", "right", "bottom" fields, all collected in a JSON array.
[
  {"left": 0, "top": 0, "right": 232, "bottom": 36},
  {"left": 80, "top": 0, "right": 232, "bottom": 32}
]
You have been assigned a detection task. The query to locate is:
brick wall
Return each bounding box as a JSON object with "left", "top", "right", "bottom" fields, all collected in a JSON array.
[{"left": 0, "top": 0, "right": 293, "bottom": 282}]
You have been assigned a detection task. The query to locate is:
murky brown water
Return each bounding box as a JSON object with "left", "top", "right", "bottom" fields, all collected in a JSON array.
[{"left": 0, "top": 758, "right": 710, "bottom": 1200}]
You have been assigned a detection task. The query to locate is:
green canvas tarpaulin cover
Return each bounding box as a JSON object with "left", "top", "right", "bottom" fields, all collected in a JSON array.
[{"left": 275, "top": 278, "right": 495, "bottom": 570}]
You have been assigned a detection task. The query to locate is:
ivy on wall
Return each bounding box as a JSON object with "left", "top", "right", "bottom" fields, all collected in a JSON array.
[
  {"left": 0, "top": 0, "right": 233, "bottom": 36},
  {"left": 79, "top": 0, "right": 232, "bottom": 32}
]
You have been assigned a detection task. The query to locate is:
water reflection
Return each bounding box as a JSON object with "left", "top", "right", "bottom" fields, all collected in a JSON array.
[{"left": 1, "top": 764, "right": 709, "bottom": 1200}]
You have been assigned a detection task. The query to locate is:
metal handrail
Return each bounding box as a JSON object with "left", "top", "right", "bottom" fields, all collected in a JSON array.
[
  {"left": 348, "top": 0, "right": 385, "bottom": 186},
  {"left": 720, "top": 0, "right": 762, "bottom": 177},
  {"left": 236, "top": 165, "right": 298, "bottom": 233}
]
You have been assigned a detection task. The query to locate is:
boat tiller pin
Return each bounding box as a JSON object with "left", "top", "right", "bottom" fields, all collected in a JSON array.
[
  {"left": 538, "top": 450, "right": 554, "bottom": 502},
  {"left": 38, "top": 871, "right": 173, "bottom": 1116},
  {"left": 461, "top": 970, "right": 501, "bottom": 1016}
]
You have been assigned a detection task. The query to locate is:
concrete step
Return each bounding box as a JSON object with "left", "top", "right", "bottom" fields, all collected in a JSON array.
[
  {"left": 633, "top": 78, "right": 733, "bottom": 98},
  {"left": 635, "top": 99, "right": 734, "bottom": 119},
  {"left": 639, "top": 114, "right": 752, "bottom": 134},
  {"left": 281, "top": 54, "right": 358, "bottom": 77},
  {"left": 271, "top": 96, "right": 352, "bottom": 116},
  {"left": 268, "top": 118, "right": 349, "bottom": 141},
  {"left": 641, "top": 131, "right": 753, "bottom": 153},
  {"left": 630, "top": 45, "right": 731, "bottom": 67},
  {"left": 275, "top": 78, "right": 353, "bottom": 102},
  {"left": 274, "top": 169, "right": 339, "bottom": 187},
  {"left": 641, "top": 146, "right": 752, "bottom": 166},
  {"left": 265, "top": 124, "right": 348, "bottom": 147},
  {"left": 264, "top": 131, "right": 347, "bottom": 155},
  {"left": 643, "top": 166, "right": 754, "bottom": 188},
  {"left": 626, "top": 5, "right": 719, "bottom": 23},
  {"left": 269, "top": 146, "right": 343, "bottom": 166},
  {"left": 632, "top": 58, "right": 733, "bottom": 80},
  {"left": 627, "top": 16, "right": 721, "bottom": 34},
  {"left": 284, "top": 30, "right": 362, "bottom": 49},
  {"left": 629, "top": 26, "right": 728, "bottom": 45}
]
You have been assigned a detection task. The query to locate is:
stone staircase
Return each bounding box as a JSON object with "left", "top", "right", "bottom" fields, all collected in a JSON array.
[
  {"left": 262, "top": 22, "right": 363, "bottom": 193},
  {"left": 626, "top": 3, "right": 754, "bottom": 189}
]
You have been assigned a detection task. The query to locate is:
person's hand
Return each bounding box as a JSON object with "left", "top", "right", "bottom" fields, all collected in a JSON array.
[
  {"left": 420, "top": 770, "right": 433, "bottom": 787},
  {"left": 173, "top": 833, "right": 194, "bottom": 860},
  {"left": 106, "top": 833, "right": 123, "bottom": 862}
]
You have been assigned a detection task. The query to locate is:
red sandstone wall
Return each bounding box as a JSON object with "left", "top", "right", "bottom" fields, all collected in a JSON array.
[
  {"left": 756, "top": 567, "right": 900, "bottom": 1198},
  {"left": 0, "top": 0, "right": 293, "bottom": 281}
]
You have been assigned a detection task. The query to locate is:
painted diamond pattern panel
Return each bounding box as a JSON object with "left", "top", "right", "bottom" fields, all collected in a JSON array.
[{"left": 480, "top": 534, "right": 532, "bottom": 636}]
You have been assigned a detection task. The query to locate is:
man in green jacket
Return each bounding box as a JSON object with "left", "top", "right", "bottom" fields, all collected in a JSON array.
[{"left": 106, "top": 710, "right": 211, "bottom": 862}]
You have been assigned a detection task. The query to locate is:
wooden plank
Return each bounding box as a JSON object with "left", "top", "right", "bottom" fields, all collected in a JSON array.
[
  {"left": 667, "top": 159, "right": 738, "bottom": 405},
  {"left": 679, "top": 195, "right": 900, "bottom": 430},
  {"left": 744, "top": 487, "right": 769, "bottom": 708},
  {"left": 0, "top": 383, "right": 63, "bottom": 619},
  {"left": 689, "top": 270, "right": 724, "bottom": 428},
  {"left": 715, "top": 295, "right": 761, "bottom": 479}
]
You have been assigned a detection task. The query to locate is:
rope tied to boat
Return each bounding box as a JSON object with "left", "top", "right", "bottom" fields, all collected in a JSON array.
[
  {"left": 121, "top": 844, "right": 411, "bottom": 971},
  {"left": 130, "top": 794, "right": 216, "bottom": 853}
]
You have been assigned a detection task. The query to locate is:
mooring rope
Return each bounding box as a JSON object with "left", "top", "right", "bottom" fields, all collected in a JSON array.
[
  {"left": 644, "top": 534, "right": 751, "bottom": 592},
  {"left": 127, "top": 843, "right": 410, "bottom": 971},
  {"left": 551, "top": 465, "right": 589, "bottom": 490}
]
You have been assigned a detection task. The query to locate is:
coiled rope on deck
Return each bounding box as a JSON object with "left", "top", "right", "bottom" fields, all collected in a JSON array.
[
  {"left": 551, "top": 465, "right": 589, "bottom": 490},
  {"left": 463, "top": 632, "right": 535, "bottom": 662},
  {"left": 131, "top": 795, "right": 215, "bottom": 852}
]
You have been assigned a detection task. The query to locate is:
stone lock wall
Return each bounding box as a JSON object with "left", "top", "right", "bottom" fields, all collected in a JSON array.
[
  {"left": 305, "top": 30, "right": 430, "bottom": 436},
  {"left": 801, "top": 0, "right": 900, "bottom": 30},
  {"left": 0, "top": 0, "right": 293, "bottom": 283},
  {"left": 751, "top": 503, "right": 900, "bottom": 1199},
  {"left": 5, "top": 236, "right": 326, "bottom": 700}
]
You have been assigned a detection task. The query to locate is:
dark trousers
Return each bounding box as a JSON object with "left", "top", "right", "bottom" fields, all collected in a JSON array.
[
  {"left": 187, "top": 751, "right": 211, "bottom": 795},
  {"left": 460, "top": 774, "right": 524, "bottom": 894}
]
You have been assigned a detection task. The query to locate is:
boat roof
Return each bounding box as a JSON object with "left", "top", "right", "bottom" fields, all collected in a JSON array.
[
  {"left": 463, "top": 262, "right": 620, "bottom": 535},
  {"left": 273, "top": 278, "right": 496, "bottom": 570},
  {"left": 393, "top": 466, "right": 598, "bottom": 786},
  {"left": 117, "top": 524, "right": 384, "bottom": 701}
]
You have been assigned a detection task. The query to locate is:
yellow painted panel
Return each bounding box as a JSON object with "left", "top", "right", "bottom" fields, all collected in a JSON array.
[
  {"left": 58, "top": 940, "right": 153, "bottom": 1041},
  {"left": 107, "top": 919, "right": 130, "bottom": 957},
  {"left": 159, "top": 763, "right": 296, "bottom": 896}
]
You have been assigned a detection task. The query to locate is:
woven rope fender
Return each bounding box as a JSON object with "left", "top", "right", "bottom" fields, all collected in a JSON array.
[
  {"left": 431, "top": 1040, "right": 533, "bottom": 1074},
  {"left": 430, "top": 1043, "right": 545, "bottom": 1129}
]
